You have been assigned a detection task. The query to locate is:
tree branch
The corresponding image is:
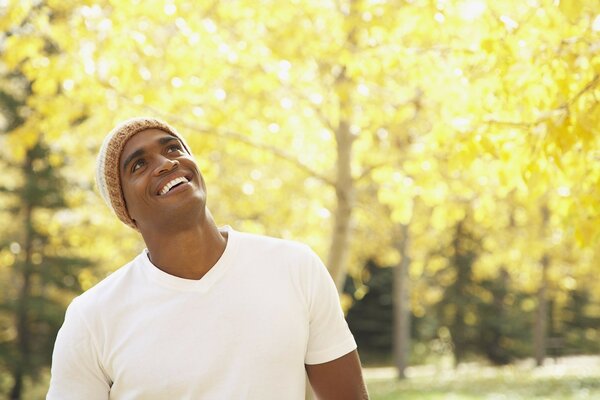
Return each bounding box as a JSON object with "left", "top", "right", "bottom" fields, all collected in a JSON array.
[
  {"left": 165, "top": 111, "right": 337, "bottom": 187},
  {"left": 291, "top": 89, "right": 336, "bottom": 132},
  {"left": 484, "top": 74, "right": 600, "bottom": 128},
  {"left": 564, "top": 74, "right": 600, "bottom": 108},
  {"left": 98, "top": 80, "right": 336, "bottom": 187}
]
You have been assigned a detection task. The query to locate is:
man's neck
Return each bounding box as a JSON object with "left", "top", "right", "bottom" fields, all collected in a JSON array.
[{"left": 141, "top": 212, "right": 228, "bottom": 280}]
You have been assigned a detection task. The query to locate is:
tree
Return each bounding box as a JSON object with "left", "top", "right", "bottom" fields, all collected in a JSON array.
[
  {"left": 0, "top": 88, "right": 91, "bottom": 399},
  {"left": 2, "top": 0, "right": 600, "bottom": 384}
]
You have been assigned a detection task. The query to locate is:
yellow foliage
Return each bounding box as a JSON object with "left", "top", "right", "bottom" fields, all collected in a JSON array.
[
  {"left": 1, "top": 0, "right": 599, "bottom": 322},
  {"left": 558, "top": 0, "right": 582, "bottom": 22},
  {"left": 3, "top": 35, "right": 45, "bottom": 69},
  {"left": 390, "top": 199, "right": 413, "bottom": 225},
  {"left": 7, "top": 125, "right": 40, "bottom": 161},
  {"left": 0, "top": 1, "right": 32, "bottom": 33},
  {"left": 77, "top": 269, "right": 98, "bottom": 292},
  {"left": 0, "top": 251, "right": 15, "bottom": 269}
]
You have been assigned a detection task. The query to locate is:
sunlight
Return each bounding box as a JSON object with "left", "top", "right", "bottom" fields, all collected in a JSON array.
[{"left": 458, "top": 0, "right": 486, "bottom": 21}]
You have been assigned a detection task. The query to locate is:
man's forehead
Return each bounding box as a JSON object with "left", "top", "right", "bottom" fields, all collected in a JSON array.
[
  {"left": 120, "top": 129, "right": 180, "bottom": 169},
  {"left": 127, "top": 128, "right": 175, "bottom": 144},
  {"left": 122, "top": 129, "right": 178, "bottom": 153}
]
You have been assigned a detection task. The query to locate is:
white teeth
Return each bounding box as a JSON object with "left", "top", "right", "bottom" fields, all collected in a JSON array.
[{"left": 159, "top": 177, "right": 188, "bottom": 195}]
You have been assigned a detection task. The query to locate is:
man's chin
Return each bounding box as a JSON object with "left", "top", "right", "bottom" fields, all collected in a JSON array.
[{"left": 139, "top": 199, "right": 206, "bottom": 232}]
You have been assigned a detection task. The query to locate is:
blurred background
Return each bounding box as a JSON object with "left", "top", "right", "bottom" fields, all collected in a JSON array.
[{"left": 1, "top": 0, "right": 600, "bottom": 399}]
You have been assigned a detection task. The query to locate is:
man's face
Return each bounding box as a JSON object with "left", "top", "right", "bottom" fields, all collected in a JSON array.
[{"left": 119, "top": 128, "right": 206, "bottom": 230}]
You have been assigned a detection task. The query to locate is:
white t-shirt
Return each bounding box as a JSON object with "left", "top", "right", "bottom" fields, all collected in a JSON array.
[{"left": 47, "top": 228, "right": 356, "bottom": 399}]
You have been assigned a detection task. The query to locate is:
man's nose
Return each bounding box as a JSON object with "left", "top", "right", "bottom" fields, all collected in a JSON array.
[{"left": 153, "top": 157, "right": 179, "bottom": 175}]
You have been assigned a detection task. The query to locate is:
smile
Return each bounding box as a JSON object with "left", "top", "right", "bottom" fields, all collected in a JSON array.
[{"left": 158, "top": 176, "right": 190, "bottom": 196}]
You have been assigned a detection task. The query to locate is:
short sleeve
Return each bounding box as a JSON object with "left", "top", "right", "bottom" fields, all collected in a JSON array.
[
  {"left": 304, "top": 248, "right": 357, "bottom": 365},
  {"left": 47, "top": 298, "right": 111, "bottom": 400}
]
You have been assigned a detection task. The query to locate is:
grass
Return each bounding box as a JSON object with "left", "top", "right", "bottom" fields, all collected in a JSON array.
[{"left": 365, "top": 355, "right": 600, "bottom": 400}]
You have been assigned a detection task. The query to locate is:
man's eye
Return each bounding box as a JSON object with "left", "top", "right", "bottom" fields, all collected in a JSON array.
[
  {"left": 132, "top": 159, "right": 145, "bottom": 172},
  {"left": 167, "top": 144, "right": 183, "bottom": 153}
]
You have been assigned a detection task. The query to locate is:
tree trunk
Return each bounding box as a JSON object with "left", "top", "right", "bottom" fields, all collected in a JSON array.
[
  {"left": 9, "top": 370, "right": 23, "bottom": 400},
  {"left": 12, "top": 209, "right": 34, "bottom": 400},
  {"left": 326, "top": 0, "right": 357, "bottom": 289},
  {"left": 393, "top": 223, "right": 411, "bottom": 379},
  {"left": 534, "top": 205, "right": 550, "bottom": 367},
  {"left": 327, "top": 116, "right": 355, "bottom": 290},
  {"left": 449, "top": 220, "right": 474, "bottom": 367},
  {"left": 534, "top": 254, "right": 549, "bottom": 367},
  {"left": 11, "top": 152, "right": 35, "bottom": 400},
  {"left": 309, "top": 3, "right": 357, "bottom": 399},
  {"left": 486, "top": 267, "right": 510, "bottom": 365}
]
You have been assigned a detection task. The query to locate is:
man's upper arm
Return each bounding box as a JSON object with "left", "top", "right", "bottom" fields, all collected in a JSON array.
[
  {"left": 302, "top": 247, "right": 367, "bottom": 398},
  {"left": 47, "top": 299, "right": 110, "bottom": 400},
  {"left": 306, "top": 350, "right": 369, "bottom": 400},
  {"left": 303, "top": 247, "right": 357, "bottom": 364}
]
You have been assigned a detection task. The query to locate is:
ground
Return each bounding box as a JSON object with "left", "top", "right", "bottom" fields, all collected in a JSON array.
[{"left": 365, "top": 355, "right": 600, "bottom": 400}]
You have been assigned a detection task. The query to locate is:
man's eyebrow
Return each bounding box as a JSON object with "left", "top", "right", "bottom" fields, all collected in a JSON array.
[
  {"left": 122, "top": 148, "right": 145, "bottom": 173},
  {"left": 158, "top": 136, "right": 179, "bottom": 145}
]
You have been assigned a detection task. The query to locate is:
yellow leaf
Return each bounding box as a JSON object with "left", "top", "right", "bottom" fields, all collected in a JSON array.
[
  {"left": 480, "top": 38, "right": 496, "bottom": 53},
  {"left": 3, "top": 35, "right": 45, "bottom": 69},
  {"left": 32, "top": 77, "right": 58, "bottom": 96},
  {"left": 0, "top": 1, "right": 32, "bottom": 33},
  {"left": 558, "top": 0, "right": 581, "bottom": 22},
  {"left": 391, "top": 198, "right": 413, "bottom": 225}
]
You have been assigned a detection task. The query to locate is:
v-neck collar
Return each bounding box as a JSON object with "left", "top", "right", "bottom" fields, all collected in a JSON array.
[{"left": 137, "top": 226, "right": 238, "bottom": 293}]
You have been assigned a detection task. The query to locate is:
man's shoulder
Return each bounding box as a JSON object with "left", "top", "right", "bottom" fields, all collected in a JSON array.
[
  {"left": 71, "top": 254, "right": 142, "bottom": 311},
  {"left": 232, "top": 230, "right": 323, "bottom": 278},
  {"left": 234, "top": 230, "right": 314, "bottom": 257}
]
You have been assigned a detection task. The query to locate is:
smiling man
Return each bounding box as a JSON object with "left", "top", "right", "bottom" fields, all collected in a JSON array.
[{"left": 47, "top": 117, "right": 368, "bottom": 400}]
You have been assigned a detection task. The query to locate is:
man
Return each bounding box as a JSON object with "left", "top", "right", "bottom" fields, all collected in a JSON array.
[{"left": 47, "top": 117, "right": 368, "bottom": 399}]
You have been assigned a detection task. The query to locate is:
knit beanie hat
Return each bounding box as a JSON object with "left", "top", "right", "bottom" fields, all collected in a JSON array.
[{"left": 95, "top": 117, "right": 192, "bottom": 229}]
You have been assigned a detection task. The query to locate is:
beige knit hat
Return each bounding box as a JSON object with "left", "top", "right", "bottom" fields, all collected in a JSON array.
[{"left": 95, "top": 117, "right": 192, "bottom": 229}]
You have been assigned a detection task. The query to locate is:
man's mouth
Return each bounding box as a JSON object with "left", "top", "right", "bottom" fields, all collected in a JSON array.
[{"left": 158, "top": 176, "right": 191, "bottom": 196}]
